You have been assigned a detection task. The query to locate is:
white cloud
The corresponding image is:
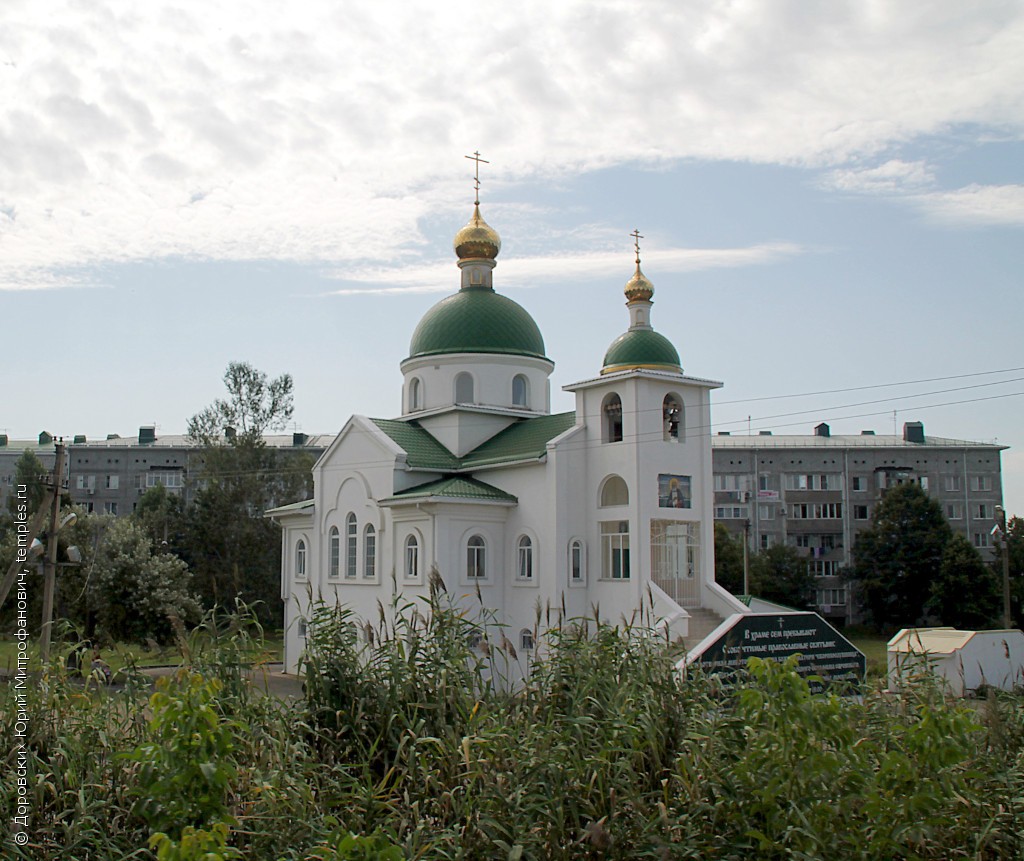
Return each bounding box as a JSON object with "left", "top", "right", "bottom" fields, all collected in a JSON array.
[
  {"left": 821, "top": 160, "right": 936, "bottom": 194},
  {"left": 911, "top": 184, "right": 1024, "bottom": 226},
  {"left": 326, "top": 242, "right": 805, "bottom": 295},
  {"left": 1, "top": 0, "right": 1022, "bottom": 288}
]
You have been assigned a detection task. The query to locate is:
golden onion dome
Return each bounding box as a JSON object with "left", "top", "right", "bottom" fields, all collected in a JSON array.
[
  {"left": 454, "top": 204, "right": 501, "bottom": 260},
  {"left": 624, "top": 262, "right": 654, "bottom": 303}
]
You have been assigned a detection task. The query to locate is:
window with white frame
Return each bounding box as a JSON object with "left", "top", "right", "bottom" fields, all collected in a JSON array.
[
  {"left": 600, "top": 521, "right": 630, "bottom": 579},
  {"left": 788, "top": 502, "right": 842, "bottom": 520},
  {"left": 973, "top": 532, "right": 990, "bottom": 548},
  {"left": 760, "top": 534, "right": 773, "bottom": 550},
  {"left": 945, "top": 475, "right": 961, "bottom": 492},
  {"left": 946, "top": 503, "right": 963, "bottom": 520},
  {"left": 455, "top": 372, "right": 475, "bottom": 404},
  {"left": 784, "top": 473, "right": 843, "bottom": 491},
  {"left": 976, "top": 504, "right": 991, "bottom": 519},
  {"left": 405, "top": 534, "right": 420, "bottom": 579},
  {"left": 851, "top": 476, "right": 866, "bottom": 492},
  {"left": 714, "top": 505, "right": 749, "bottom": 519},
  {"left": 106, "top": 474, "right": 119, "bottom": 490},
  {"left": 600, "top": 475, "right": 629, "bottom": 507},
  {"left": 295, "top": 539, "right": 307, "bottom": 579},
  {"left": 816, "top": 588, "right": 847, "bottom": 607},
  {"left": 409, "top": 377, "right": 423, "bottom": 411},
  {"left": 569, "top": 539, "right": 584, "bottom": 583},
  {"left": 808, "top": 560, "right": 840, "bottom": 577},
  {"left": 104, "top": 502, "right": 118, "bottom": 515},
  {"left": 363, "top": 525, "right": 376, "bottom": 578},
  {"left": 467, "top": 534, "right": 486, "bottom": 579},
  {"left": 329, "top": 527, "right": 340, "bottom": 578},
  {"left": 517, "top": 535, "right": 534, "bottom": 580},
  {"left": 854, "top": 505, "right": 869, "bottom": 520},
  {"left": 512, "top": 374, "right": 528, "bottom": 407},
  {"left": 345, "top": 513, "right": 358, "bottom": 578},
  {"left": 758, "top": 503, "right": 774, "bottom": 521},
  {"left": 714, "top": 475, "right": 751, "bottom": 492},
  {"left": 970, "top": 475, "right": 993, "bottom": 492},
  {"left": 520, "top": 628, "right": 535, "bottom": 651}
]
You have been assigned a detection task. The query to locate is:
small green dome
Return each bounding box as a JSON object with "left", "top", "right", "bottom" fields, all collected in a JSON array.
[
  {"left": 602, "top": 329, "right": 681, "bottom": 374},
  {"left": 408, "top": 288, "right": 548, "bottom": 360}
]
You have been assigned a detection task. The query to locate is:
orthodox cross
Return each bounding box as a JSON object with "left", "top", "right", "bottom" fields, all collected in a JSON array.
[
  {"left": 630, "top": 228, "right": 644, "bottom": 265},
  {"left": 465, "top": 150, "right": 489, "bottom": 205}
]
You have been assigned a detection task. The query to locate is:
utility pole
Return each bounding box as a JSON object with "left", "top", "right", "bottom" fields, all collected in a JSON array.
[
  {"left": 40, "top": 441, "right": 66, "bottom": 664},
  {"left": 995, "top": 505, "right": 1012, "bottom": 629},
  {"left": 743, "top": 518, "right": 751, "bottom": 596}
]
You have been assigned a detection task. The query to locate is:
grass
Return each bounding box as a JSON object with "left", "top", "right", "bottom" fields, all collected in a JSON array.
[
  {"left": 846, "top": 632, "right": 891, "bottom": 678},
  {"left": 0, "top": 632, "right": 283, "bottom": 674}
]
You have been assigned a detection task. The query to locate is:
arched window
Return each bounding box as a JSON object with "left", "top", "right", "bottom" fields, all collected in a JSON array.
[
  {"left": 405, "top": 534, "right": 420, "bottom": 580},
  {"left": 409, "top": 377, "right": 423, "bottom": 411},
  {"left": 363, "top": 525, "right": 376, "bottom": 578},
  {"left": 295, "top": 538, "right": 307, "bottom": 578},
  {"left": 663, "top": 394, "right": 683, "bottom": 442},
  {"left": 455, "top": 372, "right": 475, "bottom": 404},
  {"left": 512, "top": 374, "right": 528, "bottom": 407},
  {"left": 520, "top": 628, "right": 535, "bottom": 651},
  {"left": 569, "top": 539, "right": 584, "bottom": 583},
  {"left": 602, "top": 393, "right": 623, "bottom": 443},
  {"left": 328, "top": 527, "right": 340, "bottom": 578},
  {"left": 345, "top": 513, "right": 358, "bottom": 578},
  {"left": 467, "top": 534, "right": 486, "bottom": 579},
  {"left": 517, "top": 535, "right": 534, "bottom": 580},
  {"left": 600, "top": 475, "right": 629, "bottom": 507}
]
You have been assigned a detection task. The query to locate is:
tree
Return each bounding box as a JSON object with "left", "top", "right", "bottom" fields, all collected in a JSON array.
[
  {"left": 6, "top": 448, "right": 49, "bottom": 518},
  {"left": 714, "top": 523, "right": 746, "bottom": 594},
  {"left": 749, "top": 544, "right": 816, "bottom": 610},
  {"left": 846, "top": 483, "right": 953, "bottom": 631},
  {"left": 183, "top": 362, "right": 311, "bottom": 626},
  {"left": 187, "top": 361, "right": 294, "bottom": 445},
  {"left": 84, "top": 517, "right": 200, "bottom": 645},
  {"left": 929, "top": 533, "right": 1000, "bottom": 629}
]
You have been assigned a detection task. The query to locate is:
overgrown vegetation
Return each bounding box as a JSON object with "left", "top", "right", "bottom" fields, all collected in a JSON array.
[{"left": 2, "top": 597, "right": 1023, "bottom": 859}]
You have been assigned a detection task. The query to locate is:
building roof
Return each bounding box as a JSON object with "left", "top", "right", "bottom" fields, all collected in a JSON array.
[
  {"left": 66, "top": 433, "right": 336, "bottom": 450},
  {"left": 886, "top": 627, "right": 1021, "bottom": 654},
  {"left": 371, "top": 411, "right": 577, "bottom": 472},
  {"left": 406, "top": 287, "right": 548, "bottom": 361},
  {"left": 382, "top": 475, "right": 518, "bottom": 505},
  {"left": 265, "top": 498, "right": 315, "bottom": 518},
  {"left": 712, "top": 433, "right": 1007, "bottom": 450}
]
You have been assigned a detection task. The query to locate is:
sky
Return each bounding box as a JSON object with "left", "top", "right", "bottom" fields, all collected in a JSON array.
[{"left": 2, "top": 0, "right": 1023, "bottom": 512}]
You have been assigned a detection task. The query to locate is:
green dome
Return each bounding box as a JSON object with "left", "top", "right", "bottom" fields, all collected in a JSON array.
[
  {"left": 602, "top": 329, "right": 681, "bottom": 374},
  {"left": 408, "top": 288, "right": 548, "bottom": 360}
]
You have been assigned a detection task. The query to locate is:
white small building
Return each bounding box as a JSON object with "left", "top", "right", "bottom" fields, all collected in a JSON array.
[
  {"left": 888, "top": 627, "right": 1024, "bottom": 696},
  {"left": 269, "top": 196, "right": 747, "bottom": 674}
]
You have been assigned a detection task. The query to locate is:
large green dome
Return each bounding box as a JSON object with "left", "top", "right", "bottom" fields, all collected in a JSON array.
[
  {"left": 602, "top": 329, "right": 681, "bottom": 374},
  {"left": 407, "top": 288, "right": 548, "bottom": 360}
]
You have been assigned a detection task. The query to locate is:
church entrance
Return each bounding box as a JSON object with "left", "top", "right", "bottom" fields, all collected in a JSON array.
[{"left": 650, "top": 520, "right": 701, "bottom": 608}]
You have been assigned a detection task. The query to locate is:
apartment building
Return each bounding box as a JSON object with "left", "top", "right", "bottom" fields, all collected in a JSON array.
[
  {"left": 711, "top": 421, "right": 1006, "bottom": 625},
  {"left": 0, "top": 432, "right": 58, "bottom": 512}
]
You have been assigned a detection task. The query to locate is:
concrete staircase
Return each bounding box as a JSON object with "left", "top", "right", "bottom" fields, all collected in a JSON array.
[{"left": 681, "top": 607, "right": 725, "bottom": 656}]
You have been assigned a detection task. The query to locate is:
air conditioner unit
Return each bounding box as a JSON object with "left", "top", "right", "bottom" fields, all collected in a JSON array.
[{"left": 87, "top": 488, "right": 94, "bottom": 496}]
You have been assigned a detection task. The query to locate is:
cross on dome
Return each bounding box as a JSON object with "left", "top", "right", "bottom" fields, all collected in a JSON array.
[{"left": 465, "top": 150, "right": 490, "bottom": 206}]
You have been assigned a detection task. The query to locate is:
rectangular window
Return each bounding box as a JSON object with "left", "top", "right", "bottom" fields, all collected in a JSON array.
[
  {"left": 789, "top": 503, "right": 842, "bottom": 519},
  {"left": 758, "top": 474, "right": 770, "bottom": 492},
  {"left": 784, "top": 474, "right": 842, "bottom": 491},
  {"left": 105, "top": 474, "right": 119, "bottom": 490},
  {"left": 808, "top": 560, "right": 840, "bottom": 577},
  {"left": 601, "top": 521, "right": 630, "bottom": 580},
  {"left": 970, "top": 475, "right": 993, "bottom": 492},
  {"left": 946, "top": 503, "right": 963, "bottom": 520},
  {"left": 815, "top": 588, "right": 847, "bottom": 607},
  {"left": 104, "top": 502, "right": 118, "bottom": 515},
  {"left": 945, "top": 475, "right": 961, "bottom": 492},
  {"left": 758, "top": 503, "right": 774, "bottom": 521},
  {"left": 714, "top": 475, "right": 750, "bottom": 492},
  {"left": 760, "top": 534, "right": 773, "bottom": 550},
  {"left": 851, "top": 476, "right": 866, "bottom": 492},
  {"left": 976, "top": 504, "right": 991, "bottom": 519},
  {"left": 973, "top": 532, "right": 990, "bottom": 548},
  {"left": 714, "top": 505, "right": 749, "bottom": 519},
  {"left": 918, "top": 476, "right": 929, "bottom": 491},
  {"left": 854, "top": 505, "right": 869, "bottom": 520},
  {"left": 570, "top": 542, "right": 583, "bottom": 582},
  {"left": 364, "top": 532, "right": 376, "bottom": 579}
]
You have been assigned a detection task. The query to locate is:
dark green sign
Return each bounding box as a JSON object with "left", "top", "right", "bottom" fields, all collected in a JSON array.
[{"left": 692, "top": 612, "right": 866, "bottom": 691}]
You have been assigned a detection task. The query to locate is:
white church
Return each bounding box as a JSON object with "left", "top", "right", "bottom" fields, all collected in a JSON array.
[{"left": 269, "top": 187, "right": 747, "bottom": 674}]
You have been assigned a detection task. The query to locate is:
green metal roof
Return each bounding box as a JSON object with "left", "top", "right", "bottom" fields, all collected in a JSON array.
[
  {"left": 385, "top": 476, "right": 518, "bottom": 504},
  {"left": 370, "top": 418, "right": 462, "bottom": 470},
  {"left": 407, "top": 288, "right": 548, "bottom": 361},
  {"left": 265, "top": 498, "right": 315, "bottom": 517},
  {"left": 602, "top": 328, "right": 681, "bottom": 374},
  {"left": 371, "top": 412, "right": 577, "bottom": 472},
  {"left": 461, "top": 411, "right": 577, "bottom": 468}
]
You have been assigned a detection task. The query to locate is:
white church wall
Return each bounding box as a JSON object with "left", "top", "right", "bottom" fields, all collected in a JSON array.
[{"left": 400, "top": 353, "right": 553, "bottom": 416}]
